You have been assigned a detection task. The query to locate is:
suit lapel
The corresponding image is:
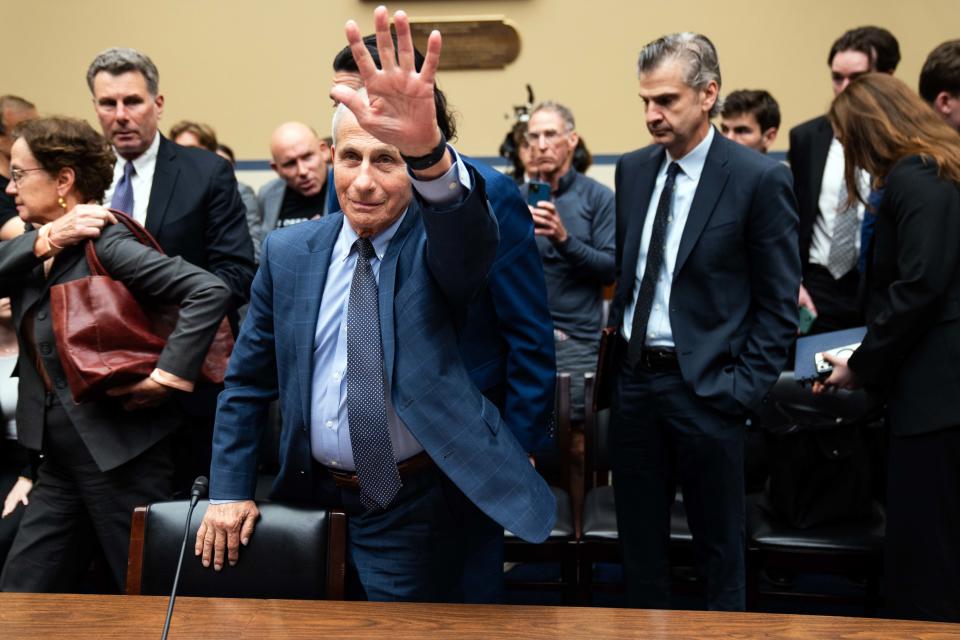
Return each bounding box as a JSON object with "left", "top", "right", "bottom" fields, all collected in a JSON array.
[
  {"left": 808, "top": 117, "right": 834, "bottom": 205},
  {"left": 262, "top": 183, "right": 283, "bottom": 233},
  {"left": 675, "top": 134, "right": 730, "bottom": 273},
  {"left": 377, "top": 206, "right": 417, "bottom": 385},
  {"left": 18, "top": 245, "right": 88, "bottom": 320},
  {"left": 145, "top": 136, "right": 179, "bottom": 237},
  {"left": 295, "top": 216, "right": 342, "bottom": 425},
  {"left": 618, "top": 149, "right": 665, "bottom": 305}
]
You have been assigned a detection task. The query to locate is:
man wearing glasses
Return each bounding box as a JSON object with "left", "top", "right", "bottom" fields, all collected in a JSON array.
[{"left": 523, "top": 101, "right": 615, "bottom": 421}]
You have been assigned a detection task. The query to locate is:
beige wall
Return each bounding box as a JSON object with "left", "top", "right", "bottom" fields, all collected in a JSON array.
[{"left": 5, "top": 0, "right": 957, "bottom": 167}]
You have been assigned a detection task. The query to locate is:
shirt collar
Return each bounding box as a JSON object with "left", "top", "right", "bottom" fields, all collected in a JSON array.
[
  {"left": 115, "top": 132, "right": 160, "bottom": 175},
  {"left": 666, "top": 125, "right": 714, "bottom": 182},
  {"left": 336, "top": 208, "right": 408, "bottom": 263}
]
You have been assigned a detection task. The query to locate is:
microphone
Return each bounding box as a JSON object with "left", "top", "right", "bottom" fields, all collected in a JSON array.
[{"left": 161, "top": 476, "right": 208, "bottom": 640}]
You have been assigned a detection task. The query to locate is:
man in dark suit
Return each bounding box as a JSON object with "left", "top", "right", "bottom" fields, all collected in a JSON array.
[
  {"left": 196, "top": 8, "right": 555, "bottom": 602},
  {"left": 86, "top": 48, "right": 256, "bottom": 490},
  {"left": 330, "top": 34, "right": 557, "bottom": 602},
  {"left": 789, "top": 27, "right": 899, "bottom": 333},
  {"left": 608, "top": 32, "right": 800, "bottom": 610}
]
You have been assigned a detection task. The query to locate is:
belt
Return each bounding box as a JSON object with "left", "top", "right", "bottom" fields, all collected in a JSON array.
[
  {"left": 637, "top": 348, "right": 680, "bottom": 372},
  {"left": 325, "top": 451, "right": 434, "bottom": 491}
]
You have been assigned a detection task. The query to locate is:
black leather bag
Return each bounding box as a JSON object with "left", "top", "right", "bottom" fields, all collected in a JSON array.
[{"left": 755, "top": 372, "right": 883, "bottom": 529}]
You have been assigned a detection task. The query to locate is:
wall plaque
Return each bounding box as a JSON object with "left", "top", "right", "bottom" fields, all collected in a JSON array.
[{"left": 408, "top": 16, "right": 520, "bottom": 70}]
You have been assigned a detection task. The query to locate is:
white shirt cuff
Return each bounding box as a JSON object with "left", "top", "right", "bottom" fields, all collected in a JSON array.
[{"left": 408, "top": 146, "right": 472, "bottom": 207}]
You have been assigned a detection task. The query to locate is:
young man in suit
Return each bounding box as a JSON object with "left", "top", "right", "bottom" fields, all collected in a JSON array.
[
  {"left": 920, "top": 40, "right": 960, "bottom": 133},
  {"left": 257, "top": 122, "right": 332, "bottom": 246},
  {"left": 788, "top": 27, "right": 899, "bottom": 333},
  {"left": 196, "top": 8, "right": 555, "bottom": 602},
  {"left": 608, "top": 32, "right": 800, "bottom": 610},
  {"left": 86, "top": 48, "right": 256, "bottom": 493}
]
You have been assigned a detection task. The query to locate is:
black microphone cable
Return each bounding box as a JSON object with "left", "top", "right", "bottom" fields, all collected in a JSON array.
[{"left": 161, "top": 475, "right": 208, "bottom": 640}]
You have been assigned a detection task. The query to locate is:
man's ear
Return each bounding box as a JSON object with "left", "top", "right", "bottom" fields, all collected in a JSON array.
[
  {"left": 761, "top": 126, "right": 779, "bottom": 150},
  {"left": 934, "top": 91, "right": 954, "bottom": 116}
]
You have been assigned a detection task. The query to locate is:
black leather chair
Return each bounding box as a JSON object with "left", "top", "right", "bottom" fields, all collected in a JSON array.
[
  {"left": 746, "top": 371, "right": 886, "bottom": 614},
  {"left": 126, "top": 500, "right": 347, "bottom": 599},
  {"left": 504, "top": 373, "right": 578, "bottom": 603},
  {"left": 578, "top": 373, "right": 696, "bottom": 602}
]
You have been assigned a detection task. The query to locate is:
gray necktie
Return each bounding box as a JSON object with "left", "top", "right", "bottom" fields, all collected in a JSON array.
[
  {"left": 112, "top": 161, "right": 135, "bottom": 215},
  {"left": 827, "top": 178, "right": 859, "bottom": 279},
  {"left": 346, "top": 237, "right": 401, "bottom": 511}
]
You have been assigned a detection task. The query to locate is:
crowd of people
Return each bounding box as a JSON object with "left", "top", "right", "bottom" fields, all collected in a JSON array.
[{"left": 0, "top": 6, "right": 958, "bottom": 623}]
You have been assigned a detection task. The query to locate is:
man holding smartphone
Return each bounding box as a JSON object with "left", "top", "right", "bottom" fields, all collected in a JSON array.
[{"left": 523, "top": 101, "right": 615, "bottom": 420}]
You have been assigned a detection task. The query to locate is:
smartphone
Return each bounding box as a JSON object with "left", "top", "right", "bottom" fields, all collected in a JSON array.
[
  {"left": 814, "top": 342, "right": 861, "bottom": 378},
  {"left": 798, "top": 306, "right": 817, "bottom": 335},
  {"left": 526, "top": 180, "right": 551, "bottom": 208}
]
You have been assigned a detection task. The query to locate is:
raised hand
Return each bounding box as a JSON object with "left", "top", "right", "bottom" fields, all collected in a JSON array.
[{"left": 330, "top": 6, "right": 443, "bottom": 158}]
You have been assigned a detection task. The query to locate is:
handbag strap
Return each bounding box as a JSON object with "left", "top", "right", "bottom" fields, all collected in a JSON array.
[{"left": 83, "top": 209, "right": 166, "bottom": 276}]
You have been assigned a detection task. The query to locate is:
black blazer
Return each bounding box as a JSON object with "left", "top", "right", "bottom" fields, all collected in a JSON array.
[
  {"left": 787, "top": 114, "right": 834, "bottom": 266},
  {"left": 147, "top": 136, "right": 255, "bottom": 313},
  {"left": 609, "top": 132, "right": 801, "bottom": 415},
  {"left": 0, "top": 224, "right": 231, "bottom": 471},
  {"left": 848, "top": 155, "right": 960, "bottom": 436}
]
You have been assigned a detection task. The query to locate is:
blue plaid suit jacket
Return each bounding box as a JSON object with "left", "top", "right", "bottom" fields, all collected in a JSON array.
[{"left": 210, "top": 168, "right": 557, "bottom": 543}]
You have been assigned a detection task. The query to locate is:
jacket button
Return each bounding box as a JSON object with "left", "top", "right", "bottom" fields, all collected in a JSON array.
[
  {"left": 299, "top": 469, "right": 306, "bottom": 476},
  {"left": 37, "top": 311, "right": 47, "bottom": 321},
  {"left": 39, "top": 342, "right": 51, "bottom": 355}
]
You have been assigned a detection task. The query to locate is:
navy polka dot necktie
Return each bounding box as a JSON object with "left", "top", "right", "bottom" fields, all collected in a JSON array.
[{"left": 346, "top": 237, "right": 401, "bottom": 511}]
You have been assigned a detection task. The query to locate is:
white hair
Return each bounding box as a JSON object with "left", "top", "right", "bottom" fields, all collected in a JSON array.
[{"left": 331, "top": 88, "right": 367, "bottom": 147}]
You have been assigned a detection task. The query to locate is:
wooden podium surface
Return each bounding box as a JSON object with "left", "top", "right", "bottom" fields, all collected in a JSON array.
[{"left": 1, "top": 594, "right": 958, "bottom": 639}]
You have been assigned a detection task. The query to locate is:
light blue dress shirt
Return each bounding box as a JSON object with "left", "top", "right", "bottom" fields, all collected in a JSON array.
[
  {"left": 310, "top": 149, "right": 472, "bottom": 471},
  {"left": 621, "top": 127, "right": 714, "bottom": 348}
]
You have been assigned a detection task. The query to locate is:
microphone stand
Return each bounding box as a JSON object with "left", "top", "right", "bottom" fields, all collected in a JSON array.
[{"left": 161, "top": 476, "right": 208, "bottom": 640}]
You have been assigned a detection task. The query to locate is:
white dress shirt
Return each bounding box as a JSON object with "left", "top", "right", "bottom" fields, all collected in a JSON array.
[
  {"left": 621, "top": 127, "right": 714, "bottom": 348},
  {"left": 809, "top": 137, "right": 871, "bottom": 268},
  {"left": 103, "top": 133, "right": 160, "bottom": 225}
]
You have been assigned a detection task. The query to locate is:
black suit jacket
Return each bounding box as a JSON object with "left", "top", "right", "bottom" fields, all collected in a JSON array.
[
  {"left": 787, "top": 115, "right": 833, "bottom": 266},
  {"left": 146, "top": 137, "right": 255, "bottom": 313},
  {"left": 609, "top": 132, "right": 801, "bottom": 415},
  {"left": 849, "top": 156, "right": 960, "bottom": 436},
  {"left": 147, "top": 137, "right": 256, "bottom": 416},
  {"left": 0, "top": 224, "right": 231, "bottom": 471}
]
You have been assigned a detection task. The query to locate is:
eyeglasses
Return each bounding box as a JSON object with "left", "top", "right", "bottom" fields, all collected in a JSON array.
[
  {"left": 10, "top": 167, "right": 44, "bottom": 187},
  {"left": 523, "top": 129, "right": 569, "bottom": 145}
]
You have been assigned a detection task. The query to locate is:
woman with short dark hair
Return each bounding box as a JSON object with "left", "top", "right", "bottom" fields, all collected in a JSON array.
[
  {"left": 0, "top": 116, "right": 231, "bottom": 592},
  {"left": 819, "top": 73, "right": 960, "bottom": 621}
]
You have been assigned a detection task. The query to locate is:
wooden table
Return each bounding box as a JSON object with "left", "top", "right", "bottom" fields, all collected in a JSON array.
[{"left": 1, "top": 594, "right": 958, "bottom": 639}]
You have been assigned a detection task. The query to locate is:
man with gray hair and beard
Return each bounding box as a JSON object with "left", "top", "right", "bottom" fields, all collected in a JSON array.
[{"left": 606, "top": 32, "right": 800, "bottom": 610}]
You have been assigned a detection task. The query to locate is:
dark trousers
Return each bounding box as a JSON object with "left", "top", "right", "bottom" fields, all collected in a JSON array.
[
  {"left": 885, "top": 425, "right": 960, "bottom": 622},
  {"left": 0, "top": 397, "right": 174, "bottom": 593},
  {"left": 311, "top": 460, "right": 485, "bottom": 603},
  {"left": 803, "top": 264, "right": 863, "bottom": 334},
  {"left": 610, "top": 359, "right": 746, "bottom": 611}
]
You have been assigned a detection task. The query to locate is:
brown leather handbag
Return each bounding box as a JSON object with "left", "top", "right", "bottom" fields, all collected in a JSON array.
[{"left": 48, "top": 211, "right": 233, "bottom": 404}]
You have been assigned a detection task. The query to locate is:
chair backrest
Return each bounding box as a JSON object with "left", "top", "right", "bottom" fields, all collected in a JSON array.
[
  {"left": 533, "top": 372, "right": 572, "bottom": 488},
  {"left": 126, "top": 500, "right": 346, "bottom": 599},
  {"left": 583, "top": 372, "right": 612, "bottom": 488}
]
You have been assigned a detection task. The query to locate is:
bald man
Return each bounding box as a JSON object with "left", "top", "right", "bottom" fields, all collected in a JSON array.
[{"left": 257, "top": 122, "right": 331, "bottom": 245}]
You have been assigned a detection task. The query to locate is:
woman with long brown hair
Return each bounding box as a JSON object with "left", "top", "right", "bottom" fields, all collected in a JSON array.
[{"left": 818, "top": 73, "right": 960, "bottom": 621}]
